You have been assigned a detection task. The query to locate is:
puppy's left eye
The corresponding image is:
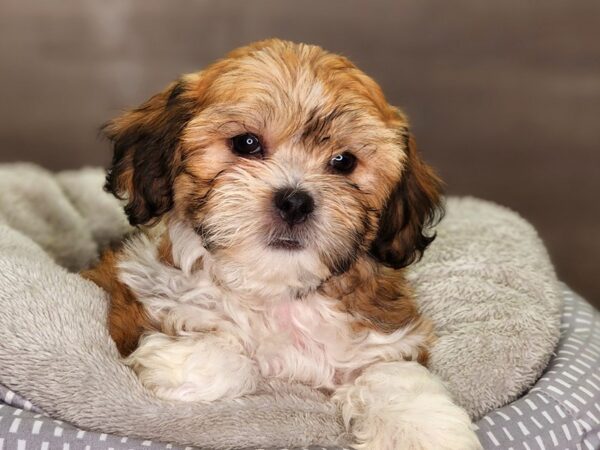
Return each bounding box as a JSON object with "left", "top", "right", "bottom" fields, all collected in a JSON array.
[
  {"left": 231, "top": 133, "right": 263, "bottom": 156},
  {"left": 329, "top": 151, "right": 357, "bottom": 174}
]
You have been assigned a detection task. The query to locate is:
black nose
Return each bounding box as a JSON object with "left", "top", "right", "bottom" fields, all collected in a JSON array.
[{"left": 273, "top": 188, "right": 315, "bottom": 225}]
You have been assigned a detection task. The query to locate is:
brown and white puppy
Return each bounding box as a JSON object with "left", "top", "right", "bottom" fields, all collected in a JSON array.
[{"left": 84, "top": 39, "right": 480, "bottom": 450}]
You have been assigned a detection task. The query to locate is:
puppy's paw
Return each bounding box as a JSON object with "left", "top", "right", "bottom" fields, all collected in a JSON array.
[
  {"left": 333, "top": 361, "right": 481, "bottom": 450},
  {"left": 125, "top": 332, "right": 258, "bottom": 402}
]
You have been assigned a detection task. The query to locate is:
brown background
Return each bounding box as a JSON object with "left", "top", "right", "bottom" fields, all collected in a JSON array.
[{"left": 1, "top": 0, "right": 598, "bottom": 307}]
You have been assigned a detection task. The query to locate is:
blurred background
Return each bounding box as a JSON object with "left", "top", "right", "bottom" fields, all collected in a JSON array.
[{"left": 0, "top": 0, "right": 598, "bottom": 306}]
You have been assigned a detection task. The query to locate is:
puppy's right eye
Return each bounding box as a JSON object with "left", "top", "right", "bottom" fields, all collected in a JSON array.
[{"left": 231, "top": 133, "right": 263, "bottom": 157}]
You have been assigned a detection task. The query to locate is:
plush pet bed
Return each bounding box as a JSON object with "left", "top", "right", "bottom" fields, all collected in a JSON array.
[
  {"left": 0, "top": 163, "right": 595, "bottom": 449},
  {"left": 2, "top": 285, "right": 599, "bottom": 450}
]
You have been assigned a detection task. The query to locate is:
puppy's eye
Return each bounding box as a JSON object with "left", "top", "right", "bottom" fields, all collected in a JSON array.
[
  {"left": 329, "top": 151, "right": 357, "bottom": 174},
  {"left": 231, "top": 133, "right": 263, "bottom": 156}
]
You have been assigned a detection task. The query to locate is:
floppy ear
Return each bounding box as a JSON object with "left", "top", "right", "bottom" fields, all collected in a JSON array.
[
  {"left": 369, "top": 132, "right": 444, "bottom": 269},
  {"left": 102, "top": 79, "right": 196, "bottom": 226}
]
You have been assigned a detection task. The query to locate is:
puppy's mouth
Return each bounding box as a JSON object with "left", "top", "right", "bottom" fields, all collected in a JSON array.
[{"left": 268, "top": 236, "right": 304, "bottom": 250}]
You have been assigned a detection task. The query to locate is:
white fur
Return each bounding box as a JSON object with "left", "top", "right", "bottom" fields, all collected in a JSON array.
[
  {"left": 119, "top": 221, "right": 479, "bottom": 448},
  {"left": 333, "top": 361, "right": 481, "bottom": 450},
  {"left": 125, "top": 332, "right": 258, "bottom": 402}
]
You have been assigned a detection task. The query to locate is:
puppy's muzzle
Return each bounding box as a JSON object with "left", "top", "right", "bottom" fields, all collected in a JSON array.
[{"left": 273, "top": 187, "right": 314, "bottom": 226}]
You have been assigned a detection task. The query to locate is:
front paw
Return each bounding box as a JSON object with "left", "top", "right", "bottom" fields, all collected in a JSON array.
[
  {"left": 334, "top": 361, "right": 482, "bottom": 450},
  {"left": 125, "top": 332, "right": 258, "bottom": 402}
]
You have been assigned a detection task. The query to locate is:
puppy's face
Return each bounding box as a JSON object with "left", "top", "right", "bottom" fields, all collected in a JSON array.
[{"left": 104, "top": 40, "right": 442, "bottom": 289}]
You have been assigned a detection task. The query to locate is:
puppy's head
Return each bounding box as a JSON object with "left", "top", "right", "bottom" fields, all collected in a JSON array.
[{"left": 104, "top": 39, "right": 442, "bottom": 289}]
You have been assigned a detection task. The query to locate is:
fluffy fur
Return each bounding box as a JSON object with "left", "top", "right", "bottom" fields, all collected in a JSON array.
[
  {"left": 334, "top": 362, "right": 478, "bottom": 450},
  {"left": 84, "top": 39, "right": 480, "bottom": 449},
  {"left": 119, "top": 223, "right": 432, "bottom": 393}
]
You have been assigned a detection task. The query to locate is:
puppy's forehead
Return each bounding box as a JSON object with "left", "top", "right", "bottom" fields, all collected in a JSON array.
[{"left": 186, "top": 40, "right": 403, "bottom": 142}]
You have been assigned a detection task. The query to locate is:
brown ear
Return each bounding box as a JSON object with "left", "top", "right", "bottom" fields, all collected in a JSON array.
[
  {"left": 102, "top": 79, "right": 195, "bottom": 226},
  {"left": 369, "top": 133, "right": 444, "bottom": 269}
]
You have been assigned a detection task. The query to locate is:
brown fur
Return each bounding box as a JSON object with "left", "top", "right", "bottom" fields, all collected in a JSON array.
[
  {"left": 87, "top": 39, "right": 443, "bottom": 362},
  {"left": 369, "top": 134, "right": 443, "bottom": 269},
  {"left": 321, "top": 256, "right": 433, "bottom": 365},
  {"left": 157, "top": 232, "right": 175, "bottom": 267},
  {"left": 102, "top": 80, "right": 198, "bottom": 226},
  {"left": 82, "top": 248, "right": 156, "bottom": 356}
]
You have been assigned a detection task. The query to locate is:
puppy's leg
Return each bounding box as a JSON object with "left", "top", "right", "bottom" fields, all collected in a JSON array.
[
  {"left": 125, "top": 332, "right": 258, "bottom": 402},
  {"left": 333, "top": 361, "right": 481, "bottom": 450}
]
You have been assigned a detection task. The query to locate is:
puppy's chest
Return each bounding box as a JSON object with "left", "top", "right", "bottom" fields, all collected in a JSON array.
[
  {"left": 246, "top": 296, "right": 372, "bottom": 387},
  {"left": 231, "top": 296, "right": 355, "bottom": 382},
  {"left": 141, "top": 281, "right": 361, "bottom": 387},
  {"left": 120, "top": 250, "right": 414, "bottom": 388}
]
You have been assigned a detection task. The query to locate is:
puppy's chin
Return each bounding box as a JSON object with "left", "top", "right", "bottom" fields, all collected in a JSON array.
[
  {"left": 195, "top": 223, "right": 334, "bottom": 295},
  {"left": 208, "top": 240, "right": 331, "bottom": 297},
  {"left": 169, "top": 221, "right": 327, "bottom": 296},
  {"left": 195, "top": 217, "right": 365, "bottom": 296}
]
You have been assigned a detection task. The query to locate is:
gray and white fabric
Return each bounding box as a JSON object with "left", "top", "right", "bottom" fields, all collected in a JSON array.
[
  {"left": 475, "top": 285, "right": 600, "bottom": 450},
  {"left": 1, "top": 286, "right": 599, "bottom": 450}
]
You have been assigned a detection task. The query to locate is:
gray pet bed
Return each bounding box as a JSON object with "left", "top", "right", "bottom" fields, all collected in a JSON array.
[
  {"left": 1, "top": 285, "right": 598, "bottom": 450},
  {"left": 0, "top": 164, "right": 599, "bottom": 449}
]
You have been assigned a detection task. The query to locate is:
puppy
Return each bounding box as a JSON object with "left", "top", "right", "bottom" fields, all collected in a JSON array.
[{"left": 84, "top": 39, "right": 481, "bottom": 450}]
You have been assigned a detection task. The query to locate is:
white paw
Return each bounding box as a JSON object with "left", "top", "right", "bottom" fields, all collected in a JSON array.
[
  {"left": 125, "top": 332, "right": 258, "bottom": 402},
  {"left": 334, "top": 361, "right": 482, "bottom": 450}
]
